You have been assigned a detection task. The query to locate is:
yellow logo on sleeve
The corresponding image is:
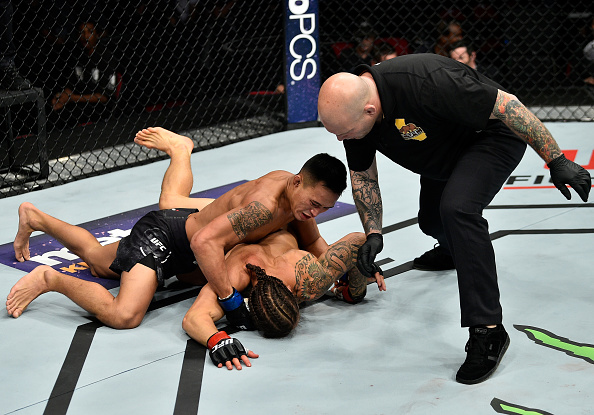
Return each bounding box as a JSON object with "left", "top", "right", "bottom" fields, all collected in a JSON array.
[{"left": 395, "top": 118, "right": 427, "bottom": 141}]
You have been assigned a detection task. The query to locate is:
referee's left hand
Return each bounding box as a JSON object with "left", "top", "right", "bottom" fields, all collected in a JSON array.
[{"left": 548, "top": 154, "right": 592, "bottom": 202}]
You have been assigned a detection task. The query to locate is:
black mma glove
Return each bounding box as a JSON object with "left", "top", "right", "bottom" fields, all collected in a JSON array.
[
  {"left": 218, "top": 288, "right": 255, "bottom": 331},
  {"left": 334, "top": 264, "right": 383, "bottom": 303},
  {"left": 548, "top": 154, "right": 592, "bottom": 202},
  {"left": 331, "top": 274, "right": 358, "bottom": 304},
  {"left": 333, "top": 273, "right": 363, "bottom": 304},
  {"left": 357, "top": 233, "right": 383, "bottom": 278},
  {"left": 207, "top": 331, "right": 248, "bottom": 367}
]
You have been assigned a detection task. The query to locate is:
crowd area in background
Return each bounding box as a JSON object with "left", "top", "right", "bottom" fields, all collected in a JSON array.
[{"left": 2, "top": 1, "right": 593, "bottom": 132}]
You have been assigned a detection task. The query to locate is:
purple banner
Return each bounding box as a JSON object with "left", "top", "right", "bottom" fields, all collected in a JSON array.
[
  {"left": 284, "top": 0, "right": 320, "bottom": 124},
  {"left": 0, "top": 180, "right": 356, "bottom": 289}
]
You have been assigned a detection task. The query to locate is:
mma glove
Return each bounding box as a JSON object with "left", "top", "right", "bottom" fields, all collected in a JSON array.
[
  {"left": 218, "top": 287, "right": 256, "bottom": 331},
  {"left": 548, "top": 154, "right": 592, "bottom": 202},
  {"left": 357, "top": 233, "right": 383, "bottom": 278},
  {"left": 207, "top": 331, "right": 248, "bottom": 367},
  {"left": 333, "top": 274, "right": 361, "bottom": 304}
]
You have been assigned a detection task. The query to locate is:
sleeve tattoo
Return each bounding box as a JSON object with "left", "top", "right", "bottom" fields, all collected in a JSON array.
[
  {"left": 492, "top": 90, "right": 562, "bottom": 163},
  {"left": 227, "top": 201, "right": 273, "bottom": 240},
  {"left": 351, "top": 170, "right": 383, "bottom": 233},
  {"left": 293, "top": 235, "right": 365, "bottom": 301}
]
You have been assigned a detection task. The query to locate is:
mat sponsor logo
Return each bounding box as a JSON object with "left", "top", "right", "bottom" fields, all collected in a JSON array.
[
  {"left": 514, "top": 324, "right": 594, "bottom": 364},
  {"left": 23, "top": 228, "right": 132, "bottom": 289},
  {"left": 505, "top": 149, "right": 594, "bottom": 189},
  {"left": 28, "top": 229, "right": 130, "bottom": 267},
  {"left": 490, "top": 398, "right": 552, "bottom": 415},
  {"left": 487, "top": 325, "right": 593, "bottom": 414}
]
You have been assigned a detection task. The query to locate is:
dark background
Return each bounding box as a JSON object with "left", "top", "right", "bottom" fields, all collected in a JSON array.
[{"left": 1, "top": 0, "right": 593, "bottom": 196}]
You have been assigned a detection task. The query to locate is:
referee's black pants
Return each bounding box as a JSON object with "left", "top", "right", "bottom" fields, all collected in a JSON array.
[{"left": 417, "top": 130, "right": 526, "bottom": 327}]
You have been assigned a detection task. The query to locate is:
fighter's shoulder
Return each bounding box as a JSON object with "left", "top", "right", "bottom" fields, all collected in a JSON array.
[
  {"left": 244, "top": 171, "right": 291, "bottom": 197},
  {"left": 256, "top": 170, "right": 292, "bottom": 182},
  {"left": 234, "top": 173, "right": 288, "bottom": 209}
]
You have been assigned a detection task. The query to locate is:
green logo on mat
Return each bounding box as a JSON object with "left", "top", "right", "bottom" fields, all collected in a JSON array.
[
  {"left": 514, "top": 325, "right": 594, "bottom": 364},
  {"left": 490, "top": 398, "right": 552, "bottom": 415}
]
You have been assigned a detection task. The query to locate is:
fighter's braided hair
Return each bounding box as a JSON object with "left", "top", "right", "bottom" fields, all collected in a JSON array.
[{"left": 246, "top": 263, "right": 300, "bottom": 338}]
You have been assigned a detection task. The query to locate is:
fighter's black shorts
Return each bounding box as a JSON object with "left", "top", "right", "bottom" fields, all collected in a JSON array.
[{"left": 109, "top": 208, "right": 199, "bottom": 287}]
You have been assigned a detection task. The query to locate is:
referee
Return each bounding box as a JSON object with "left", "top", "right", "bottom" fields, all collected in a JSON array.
[{"left": 318, "top": 53, "right": 591, "bottom": 384}]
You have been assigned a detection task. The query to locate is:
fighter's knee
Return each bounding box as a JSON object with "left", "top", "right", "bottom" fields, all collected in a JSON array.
[
  {"left": 159, "top": 193, "right": 191, "bottom": 210},
  {"left": 181, "top": 311, "right": 194, "bottom": 333},
  {"left": 158, "top": 193, "right": 175, "bottom": 210},
  {"left": 112, "top": 311, "right": 144, "bottom": 329}
]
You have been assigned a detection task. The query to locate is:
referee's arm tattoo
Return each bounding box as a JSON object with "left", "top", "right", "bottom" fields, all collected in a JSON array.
[
  {"left": 492, "top": 89, "right": 562, "bottom": 163},
  {"left": 350, "top": 168, "right": 383, "bottom": 234}
]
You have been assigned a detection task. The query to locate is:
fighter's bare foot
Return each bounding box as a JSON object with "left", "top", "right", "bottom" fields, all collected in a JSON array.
[
  {"left": 14, "top": 202, "right": 41, "bottom": 262},
  {"left": 134, "top": 127, "right": 194, "bottom": 156},
  {"left": 6, "top": 265, "right": 53, "bottom": 318}
]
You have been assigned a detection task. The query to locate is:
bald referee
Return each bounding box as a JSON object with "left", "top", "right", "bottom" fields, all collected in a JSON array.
[{"left": 318, "top": 53, "right": 591, "bottom": 384}]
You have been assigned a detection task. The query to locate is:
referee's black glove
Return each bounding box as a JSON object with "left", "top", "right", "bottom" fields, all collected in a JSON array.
[
  {"left": 548, "top": 154, "right": 591, "bottom": 202},
  {"left": 357, "top": 233, "right": 383, "bottom": 278}
]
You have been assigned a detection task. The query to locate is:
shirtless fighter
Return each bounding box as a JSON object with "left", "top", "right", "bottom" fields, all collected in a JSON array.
[{"left": 7, "top": 127, "right": 385, "bottom": 369}]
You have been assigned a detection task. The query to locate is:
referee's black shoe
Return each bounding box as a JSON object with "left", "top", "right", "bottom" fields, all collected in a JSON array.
[
  {"left": 456, "top": 324, "right": 510, "bottom": 384},
  {"left": 412, "top": 244, "right": 455, "bottom": 271}
]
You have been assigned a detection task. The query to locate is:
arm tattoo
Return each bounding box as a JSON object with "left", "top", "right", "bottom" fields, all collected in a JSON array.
[
  {"left": 294, "top": 236, "right": 363, "bottom": 301},
  {"left": 294, "top": 254, "right": 331, "bottom": 302},
  {"left": 227, "top": 201, "right": 273, "bottom": 240},
  {"left": 346, "top": 264, "right": 367, "bottom": 299},
  {"left": 341, "top": 234, "right": 367, "bottom": 299},
  {"left": 351, "top": 170, "right": 383, "bottom": 233},
  {"left": 492, "top": 90, "right": 562, "bottom": 163}
]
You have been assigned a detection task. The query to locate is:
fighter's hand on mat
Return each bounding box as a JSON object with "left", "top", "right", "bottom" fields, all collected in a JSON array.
[
  {"left": 368, "top": 264, "right": 387, "bottom": 291},
  {"left": 548, "top": 154, "right": 592, "bottom": 202},
  {"left": 207, "top": 331, "right": 259, "bottom": 370},
  {"left": 357, "top": 233, "right": 383, "bottom": 278},
  {"left": 218, "top": 288, "right": 256, "bottom": 331},
  {"left": 331, "top": 274, "right": 362, "bottom": 304},
  {"left": 332, "top": 265, "right": 385, "bottom": 304}
]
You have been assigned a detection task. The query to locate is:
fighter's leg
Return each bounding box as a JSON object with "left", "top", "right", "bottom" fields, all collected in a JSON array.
[
  {"left": 134, "top": 127, "right": 215, "bottom": 210},
  {"left": 134, "top": 127, "right": 195, "bottom": 209},
  {"left": 134, "top": 126, "right": 194, "bottom": 156},
  {"left": 103, "top": 263, "right": 159, "bottom": 328},
  {"left": 6, "top": 265, "right": 121, "bottom": 321},
  {"left": 6, "top": 265, "right": 54, "bottom": 318},
  {"left": 13, "top": 202, "right": 118, "bottom": 278},
  {"left": 7, "top": 263, "right": 158, "bottom": 328}
]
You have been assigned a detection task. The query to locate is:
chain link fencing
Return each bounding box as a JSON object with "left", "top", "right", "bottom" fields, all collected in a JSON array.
[{"left": 1, "top": 1, "right": 593, "bottom": 197}]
